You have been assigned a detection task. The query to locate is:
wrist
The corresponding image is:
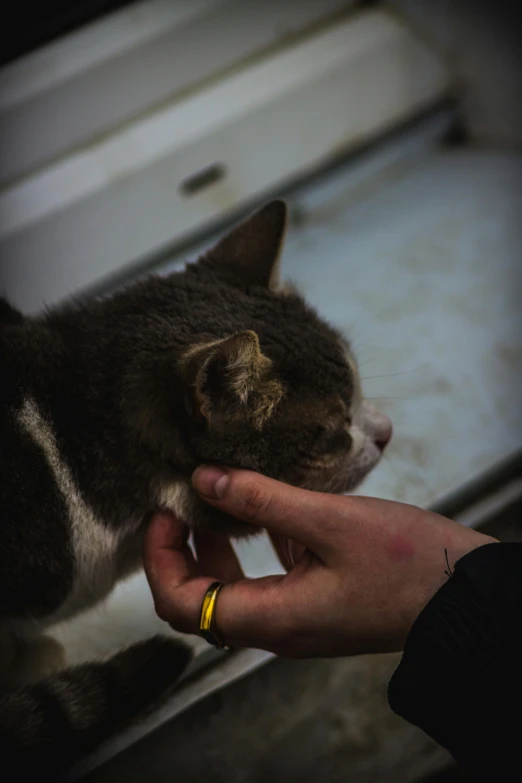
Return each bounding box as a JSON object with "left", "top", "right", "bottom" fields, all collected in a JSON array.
[{"left": 404, "top": 529, "right": 498, "bottom": 645}]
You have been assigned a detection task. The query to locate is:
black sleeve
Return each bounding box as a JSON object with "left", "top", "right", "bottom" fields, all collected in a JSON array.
[{"left": 387, "top": 542, "right": 522, "bottom": 775}]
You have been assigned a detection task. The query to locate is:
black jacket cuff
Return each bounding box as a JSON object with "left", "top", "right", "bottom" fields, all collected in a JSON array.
[{"left": 388, "top": 542, "right": 522, "bottom": 772}]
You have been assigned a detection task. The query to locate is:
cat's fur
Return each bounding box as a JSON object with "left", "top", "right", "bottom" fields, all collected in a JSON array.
[{"left": 0, "top": 201, "right": 391, "bottom": 775}]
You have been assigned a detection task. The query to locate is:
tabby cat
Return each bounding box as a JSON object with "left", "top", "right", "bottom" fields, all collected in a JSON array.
[{"left": 0, "top": 201, "right": 391, "bottom": 776}]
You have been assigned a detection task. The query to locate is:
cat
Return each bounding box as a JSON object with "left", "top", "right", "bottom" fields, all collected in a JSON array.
[{"left": 0, "top": 200, "right": 391, "bottom": 776}]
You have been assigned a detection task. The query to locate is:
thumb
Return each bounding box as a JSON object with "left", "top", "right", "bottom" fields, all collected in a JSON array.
[{"left": 191, "top": 467, "right": 337, "bottom": 557}]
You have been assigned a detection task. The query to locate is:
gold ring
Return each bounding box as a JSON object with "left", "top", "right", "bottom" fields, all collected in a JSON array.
[{"left": 199, "top": 581, "right": 231, "bottom": 650}]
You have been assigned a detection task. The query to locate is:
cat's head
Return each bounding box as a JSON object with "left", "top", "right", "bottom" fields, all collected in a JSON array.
[{"left": 165, "top": 200, "right": 392, "bottom": 535}]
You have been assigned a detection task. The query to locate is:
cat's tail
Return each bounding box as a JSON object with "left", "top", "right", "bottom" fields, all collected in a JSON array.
[{"left": 0, "top": 635, "right": 192, "bottom": 779}]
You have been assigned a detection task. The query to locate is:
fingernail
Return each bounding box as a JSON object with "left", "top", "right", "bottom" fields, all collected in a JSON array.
[{"left": 192, "top": 466, "right": 229, "bottom": 499}]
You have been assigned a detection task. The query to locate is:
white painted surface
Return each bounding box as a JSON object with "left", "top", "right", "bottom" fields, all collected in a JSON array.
[
  {"left": 56, "top": 147, "right": 522, "bottom": 775},
  {"left": 0, "top": 9, "right": 451, "bottom": 313},
  {"left": 0, "top": 0, "right": 353, "bottom": 184},
  {"left": 0, "top": 1, "right": 219, "bottom": 107}
]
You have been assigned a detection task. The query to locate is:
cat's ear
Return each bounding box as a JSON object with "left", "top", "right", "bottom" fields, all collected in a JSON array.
[
  {"left": 198, "top": 200, "right": 288, "bottom": 290},
  {"left": 180, "top": 330, "right": 283, "bottom": 428}
]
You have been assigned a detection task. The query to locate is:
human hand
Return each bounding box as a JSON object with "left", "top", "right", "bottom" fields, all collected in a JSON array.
[{"left": 144, "top": 468, "right": 496, "bottom": 657}]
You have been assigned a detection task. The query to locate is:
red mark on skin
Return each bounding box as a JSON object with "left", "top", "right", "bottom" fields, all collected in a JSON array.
[{"left": 388, "top": 534, "right": 415, "bottom": 561}]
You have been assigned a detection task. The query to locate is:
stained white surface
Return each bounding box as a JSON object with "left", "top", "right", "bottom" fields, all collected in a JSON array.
[
  {"left": 284, "top": 149, "right": 522, "bottom": 507},
  {"left": 56, "top": 147, "right": 522, "bottom": 775},
  {"left": 0, "top": 9, "right": 450, "bottom": 313},
  {"left": 0, "top": 0, "right": 352, "bottom": 183}
]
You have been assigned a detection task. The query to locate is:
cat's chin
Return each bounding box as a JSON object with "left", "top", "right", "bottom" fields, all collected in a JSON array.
[
  {"left": 301, "top": 470, "right": 372, "bottom": 496},
  {"left": 304, "top": 446, "right": 384, "bottom": 496},
  {"left": 188, "top": 494, "right": 261, "bottom": 539}
]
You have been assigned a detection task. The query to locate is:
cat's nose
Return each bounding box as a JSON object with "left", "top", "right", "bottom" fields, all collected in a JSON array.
[
  {"left": 358, "top": 400, "right": 392, "bottom": 452},
  {"left": 355, "top": 401, "right": 393, "bottom": 452}
]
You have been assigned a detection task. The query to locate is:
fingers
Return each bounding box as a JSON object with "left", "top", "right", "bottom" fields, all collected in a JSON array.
[
  {"left": 193, "top": 529, "right": 244, "bottom": 582},
  {"left": 192, "top": 467, "right": 341, "bottom": 556},
  {"left": 143, "top": 511, "right": 197, "bottom": 586},
  {"left": 214, "top": 565, "right": 335, "bottom": 656},
  {"left": 143, "top": 512, "right": 215, "bottom": 634},
  {"left": 144, "top": 511, "right": 301, "bottom": 649},
  {"left": 213, "top": 576, "right": 288, "bottom": 650}
]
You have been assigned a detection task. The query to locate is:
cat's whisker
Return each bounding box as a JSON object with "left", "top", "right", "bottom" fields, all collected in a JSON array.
[
  {"left": 355, "top": 357, "right": 379, "bottom": 370},
  {"left": 349, "top": 336, "right": 382, "bottom": 355},
  {"left": 364, "top": 396, "right": 419, "bottom": 402},
  {"left": 341, "top": 318, "right": 377, "bottom": 344},
  {"left": 360, "top": 366, "right": 429, "bottom": 381}
]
